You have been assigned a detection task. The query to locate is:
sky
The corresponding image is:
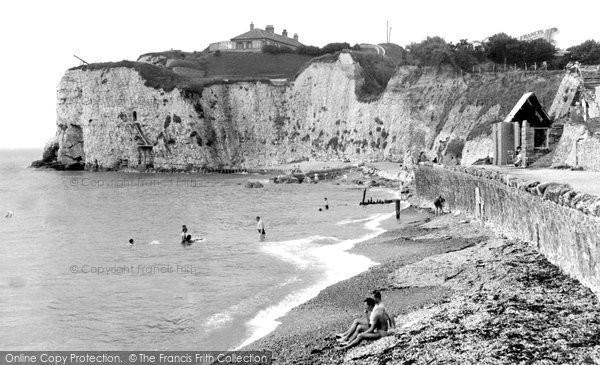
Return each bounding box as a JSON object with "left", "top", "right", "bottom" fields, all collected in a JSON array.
[{"left": 1, "top": 0, "right": 599, "bottom": 149}]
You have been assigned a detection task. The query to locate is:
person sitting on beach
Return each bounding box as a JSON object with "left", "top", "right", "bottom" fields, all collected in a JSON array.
[
  {"left": 514, "top": 146, "right": 523, "bottom": 167},
  {"left": 433, "top": 195, "right": 445, "bottom": 216},
  {"left": 336, "top": 291, "right": 394, "bottom": 344},
  {"left": 335, "top": 299, "right": 372, "bottom": 342},
  {"left": 128, "top": 239, "right": 134, "bottom": 246},
  {"left": 336, "top": 298, "right": 391, "bottom": 350},
  {"left": 372, "top": 290, "right": 395, "bottom": 328}
]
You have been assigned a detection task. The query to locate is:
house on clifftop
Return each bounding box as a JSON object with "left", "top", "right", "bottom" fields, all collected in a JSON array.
[{"left": 209, "top": 22, "right": 303, "bottom": 52}]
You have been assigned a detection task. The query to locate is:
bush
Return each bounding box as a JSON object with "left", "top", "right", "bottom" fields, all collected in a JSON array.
[
  {"left": 407, "top": 37, "right": 454, "bottom": 67},
  {"left": 71, "top": 61, "right": 186, "bottom": 92},
  {"left": 321, "top": 42, "right": 351, "bottom": 54},
  {"left": 351, "top": 52, "right": 397, "bottom": 102},
  {"left": 262, "top": 45, "right": 293, "bottom": 54},
  {"left": 296, "top": 45, "right": 323, "bottom": 56},
  {"left": 295, "top": 42, "right": 351, "bottom": 57}
]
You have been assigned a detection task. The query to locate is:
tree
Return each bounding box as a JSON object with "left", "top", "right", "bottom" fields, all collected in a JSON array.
[
  {"left": 485, "top": 33, "right": 520, "bottom": 64},
  {"left": 485, "top": 33, "right": 556, "bottom": 66},
  {"left": 521, "top": 39, "right": 556, "bottom": 65},
  {"left": 407, "top": 36, "right": 454, "bottom": 67},
  {"left": 568, "top": 40, "right": 600, "bottom": 64},
  {"left": 450, "top": 39, "right": 484, "bottom": 71}
]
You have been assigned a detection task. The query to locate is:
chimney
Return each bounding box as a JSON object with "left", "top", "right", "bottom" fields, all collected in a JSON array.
[
  {"left": 266, "top": 25, "right": 274, "bottom": 34},
  {"left": 282, "top": 29, "right": 288, "bottom": 38},
  {"left": 250, "top": 22, "right": 254, "bottom": 30},
  {"left": 293, "top": 33, "right": 299, "bottom": 42}
]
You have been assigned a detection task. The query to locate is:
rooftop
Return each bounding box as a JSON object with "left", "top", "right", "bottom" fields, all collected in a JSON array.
[{"left": 231, "top": 26, "right": 303, "bottom": 48}]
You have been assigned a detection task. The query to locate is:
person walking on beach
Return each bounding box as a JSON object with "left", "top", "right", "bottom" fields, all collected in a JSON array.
[
  {"left": 324, "top": 197, "right": 329, "bottom": 210},
  {"left": 256, "top": 216, "right": 266, "bottom": 240},
  {"left": 434, "top": 195, "right": 445, "bottom": 216}
]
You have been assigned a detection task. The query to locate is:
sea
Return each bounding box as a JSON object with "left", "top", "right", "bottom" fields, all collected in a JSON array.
[{"left": 0, "top": 149, "right": 405, "bottom": 350}]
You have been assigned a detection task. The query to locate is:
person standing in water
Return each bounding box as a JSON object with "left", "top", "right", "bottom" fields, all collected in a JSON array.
[{"left": 256, "top": 216, "right": 266, "bottom": 240}]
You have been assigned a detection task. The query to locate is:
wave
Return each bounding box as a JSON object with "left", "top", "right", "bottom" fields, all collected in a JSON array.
[
  {"left": 261, "top": 236, "right": 340, "bottom": 269},
  {"left": 233, "top": 212, "right": 394, "bottom": 350},
  {"left": 202, "top": 276, "right": 301, "bottom": 333}
]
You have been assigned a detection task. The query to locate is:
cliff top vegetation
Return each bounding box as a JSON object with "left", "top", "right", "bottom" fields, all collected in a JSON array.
[
  {"left": 71, "top": 61, "right": 187, "bottom": 92},
  {"left": 70, "top": 35, "right": 598, "bottom": 103},
  {"left": 70, "top": 60, "right": 278, "bottom": 95}
]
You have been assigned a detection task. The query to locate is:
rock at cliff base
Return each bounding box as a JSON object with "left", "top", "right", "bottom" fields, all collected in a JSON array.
[
  {"left": 64, "top": 162, "right": 85, "bottom": 171},
  {"left": 272, "top": 175, "right": 300, "bottom": 184},
  {"left": 42, "top": 140, "right": 59, "bottom": 162},
  {"left": 244, "top": 180, "right": 264, "bottom": 188},
  {"left": 31, "top": 138, "right": 59, "bottom": 168}
]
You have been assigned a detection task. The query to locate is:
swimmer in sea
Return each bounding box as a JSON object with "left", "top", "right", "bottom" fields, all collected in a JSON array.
[{"left": 181, "top": 227, "right": 189, "bottom": 244}]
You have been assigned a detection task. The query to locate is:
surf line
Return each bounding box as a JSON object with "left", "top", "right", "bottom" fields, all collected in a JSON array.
[{"left": 233, "top": 211, "right": 396, "bottom": 350}]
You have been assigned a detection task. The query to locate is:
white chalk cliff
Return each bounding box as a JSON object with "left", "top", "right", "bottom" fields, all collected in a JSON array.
[{"left": 46, "top": 53, "right": 566, "bottom": 171}]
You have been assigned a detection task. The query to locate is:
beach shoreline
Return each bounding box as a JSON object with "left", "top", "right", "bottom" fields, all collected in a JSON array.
[{"left": 243, "top": 200, "right": 600, "bottom": 364}]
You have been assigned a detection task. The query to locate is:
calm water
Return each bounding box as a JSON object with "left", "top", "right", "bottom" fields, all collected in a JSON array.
[{"left": 0, "top": 149, "right": 401, "bottom": 350}]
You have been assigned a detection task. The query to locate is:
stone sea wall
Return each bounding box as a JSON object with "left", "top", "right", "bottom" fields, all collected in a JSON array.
[
  {"left": 415, "top": 164, "right": 600, "bottom": 295},
  {"left": 43, "top": 53, "right": 566, "bottom": 171}
]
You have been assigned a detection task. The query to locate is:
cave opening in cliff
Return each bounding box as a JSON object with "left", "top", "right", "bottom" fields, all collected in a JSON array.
[{"left": 137, "top": 146, "right": 154, "bottom": 169}]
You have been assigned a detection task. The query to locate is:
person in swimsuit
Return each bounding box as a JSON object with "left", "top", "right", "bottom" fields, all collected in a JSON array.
[
  {"left": 336, "top": 297, "right": 391, "bottom": 350},
  {"left": 335, "top": 300, "right": 372, "bottom": 343},
  {"left": 181, "top": 227, "right": 192, "bottom": 244},
  {"left": 256, "top": 216, "right": 265, "bottom": 240},
  {"left": 337, "top": 292, "right": 394, "bottom": 344}
]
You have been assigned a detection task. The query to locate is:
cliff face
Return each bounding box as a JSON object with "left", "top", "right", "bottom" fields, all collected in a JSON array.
[{"left": 49, "top": 54, "right": 566, "bottom": 171}]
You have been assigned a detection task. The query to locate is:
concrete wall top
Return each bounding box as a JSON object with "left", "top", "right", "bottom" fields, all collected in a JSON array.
[{"left": 420, "top": 163, "right": 600, "bottom": 218}]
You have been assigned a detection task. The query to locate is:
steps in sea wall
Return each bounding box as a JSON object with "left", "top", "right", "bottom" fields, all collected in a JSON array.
[{"left": 415, "top": 163, "right": 600, "bottom": 296}]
